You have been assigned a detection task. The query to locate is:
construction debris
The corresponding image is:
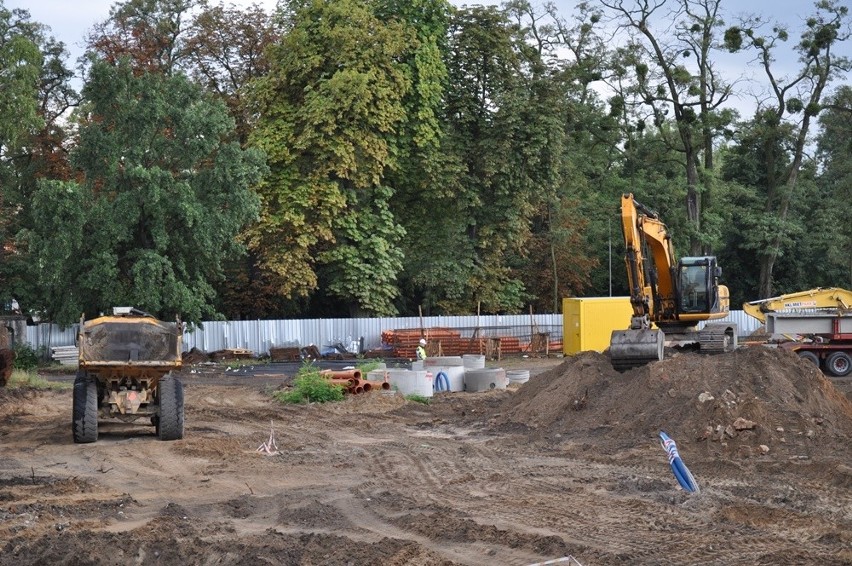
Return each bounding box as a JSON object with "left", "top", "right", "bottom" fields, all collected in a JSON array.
[
  {"left": 209, "top": 348, "right": 255, "bottom": 362},
  {"left": 51, "top": 345, "right": 79, "bottom": 366},
  {"left": 182, "top": 347, "right": 209, "bottom": 365}
]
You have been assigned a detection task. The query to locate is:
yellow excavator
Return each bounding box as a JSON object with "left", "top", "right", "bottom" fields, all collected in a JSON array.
[
  {"left": 743, "top": 287, "right": 852, "bottom": 377},
  {"left": 609, "top": 194, "right": 737, "bottom": 370},
  {"left": 743, "top": 287, "right": 852, "bottom": 324}
]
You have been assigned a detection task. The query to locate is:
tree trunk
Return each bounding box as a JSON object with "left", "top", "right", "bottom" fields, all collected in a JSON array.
[
  {"left": 685, "top": 151, "right": 701, "bottom": 256},
  {"left": 758, "top": 255, "right": 775, "bottom": 299}
]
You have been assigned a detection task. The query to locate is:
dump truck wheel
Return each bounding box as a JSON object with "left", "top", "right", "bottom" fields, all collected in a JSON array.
[
  {"left": 825, "top": 352, "right": 852, "bottom": 377},
  {"left": 797, "top": 351, "right": 820, "bottom": 368},
  {"left": 157, "top": 373, "right": 184, "bottom": 441},
  {"left": 72, "top": 373, "right": 98, "bottom": 443}
]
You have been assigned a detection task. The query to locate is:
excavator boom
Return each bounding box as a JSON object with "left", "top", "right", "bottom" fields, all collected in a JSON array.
[{"left": 743, "top": 287, "right": 852, "bottom": 324}]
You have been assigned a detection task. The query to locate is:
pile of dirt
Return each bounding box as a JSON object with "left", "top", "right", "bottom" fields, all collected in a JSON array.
[{"left": 497, "top": 347, "right": 852, "bottom": 461}]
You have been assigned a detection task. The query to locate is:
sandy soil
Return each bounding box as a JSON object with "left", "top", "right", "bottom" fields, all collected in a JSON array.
[{"left": 1, "top": 348, "right": 851, "bottom": 566}]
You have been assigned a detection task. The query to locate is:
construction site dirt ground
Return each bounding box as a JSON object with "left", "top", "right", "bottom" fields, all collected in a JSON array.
[{"left": 2, "top": 348, "right": 851, "bottom": 566}]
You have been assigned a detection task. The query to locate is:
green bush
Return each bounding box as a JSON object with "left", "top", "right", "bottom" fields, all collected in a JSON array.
[
  {"left": 273, "top": 367, "right": 345, "bottom": 404},
  {"left": 12, "top": 344, "right": 40, "bottom": 371},
  {"left": 405, "top": 394, "right": 431, "bottom": 405}
]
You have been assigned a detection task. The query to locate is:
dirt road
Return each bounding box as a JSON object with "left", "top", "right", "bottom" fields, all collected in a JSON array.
[{"left": 2, "top": 349, "right": 851, "bottom": 565}]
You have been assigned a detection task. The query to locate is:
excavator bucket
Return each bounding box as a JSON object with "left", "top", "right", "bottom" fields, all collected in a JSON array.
[{"left": 609, "top": 329, "right": 664, "bottom": 371}]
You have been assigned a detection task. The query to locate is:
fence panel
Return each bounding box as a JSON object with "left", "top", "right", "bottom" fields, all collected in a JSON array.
[{"left": 25, "top": 310, "right": 760, "bottom": 358}]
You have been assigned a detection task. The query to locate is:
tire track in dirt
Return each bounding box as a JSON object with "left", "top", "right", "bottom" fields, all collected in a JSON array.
[{"left": 329, "top": 487, "right": 562, "bottom": 566}]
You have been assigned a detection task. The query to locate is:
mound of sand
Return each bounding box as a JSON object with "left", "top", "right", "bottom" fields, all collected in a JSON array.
[{"left": 498, "top": 347, "right": 852, "bottom": 460}]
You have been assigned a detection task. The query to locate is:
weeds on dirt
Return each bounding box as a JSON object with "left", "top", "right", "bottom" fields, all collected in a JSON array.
[
  {"left": 272, "top": 366, "right": 345, "bottom": 404},
  {"left": 6, "top": 370, "right": 70, "bottom": 390},
  {"left": 405, "top": 394, "right": 431, "bottom": 405},
  {"left": 356, "top": 360, "right": 384, "bottom": 373}
]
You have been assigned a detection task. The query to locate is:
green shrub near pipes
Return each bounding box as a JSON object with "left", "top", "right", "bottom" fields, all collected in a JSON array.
[{"left": 273, "top": 366, "right": 345, "bottom": 404}]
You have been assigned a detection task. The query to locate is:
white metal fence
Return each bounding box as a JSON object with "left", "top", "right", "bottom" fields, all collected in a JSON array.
[{"left": 23, "top": 310, "right": 761, "bottom": 357}]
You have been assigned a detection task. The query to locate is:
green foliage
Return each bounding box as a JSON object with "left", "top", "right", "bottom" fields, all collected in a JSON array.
[
  {"left": 247, "top": 0, "right": 413, "bottom": 314},
  {"left": 318, "top": 186, "right": 405, "bottom": 316},
  {"left": 405, "top": 393, "right": 431, "bottom": 405},
  {"left": 5, "top": 0, "right": 852, "bottom": 321},
  {"left": 357, "top": 360, "right": 385, "bottom": 373},
  {"left": 273, "top": 367, "right": 345, "bottom": 404},
  {"left": 6, "top": 369, "right": 68, "bottom": 390},
  {"left": 24, "top": 59, "right": 264, "bottom": 325},
  {"left": 0, "top": 6, "right": 43, "bottom": 153},
  {"left": 12, "top": 343, "right": 41, "bottom": 371}
]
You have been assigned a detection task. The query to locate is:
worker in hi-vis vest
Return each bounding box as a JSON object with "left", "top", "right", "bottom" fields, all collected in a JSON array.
[{"left": 416, "top": 338, "right": 427, "bottom": 361}]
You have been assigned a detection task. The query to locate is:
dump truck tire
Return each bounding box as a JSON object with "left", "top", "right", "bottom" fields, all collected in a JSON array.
[
  {"left": 157, "top": 373, "right": 184, "bottom": 441},
  {"left": 826, "top": 351, "right": 852, "bottom": 377},
  {"left": 797, "top": 351, "right": 820, "bottom": 368},
  {"left": 72, "top": 373, "right": 98, "bottom": 443}
]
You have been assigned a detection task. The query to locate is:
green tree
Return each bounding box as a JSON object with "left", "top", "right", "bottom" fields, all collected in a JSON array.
[
  {"left": 247, "top": 0, "right": 412, "bottom": 316},
  {"left": 815, "top": 86, "right": 852, "bottom": 287},
  {"left": 22, "top": 59, "right": 264, "bottom": 325},
  {"left": 598, "top": 0, "right": 734, "bottom": 255},
  {"left": 428, "top": 5, "right": 536, "bottom": 314},
  {"left": 724, "top": 0, "right": 850, "bottom": 298},
  {"left": 0, "top": 4, "right": 77, "bottom": 310},
  {"left": 86, "top": 0, "right": 197, "bottom": 74},
  {"left": 375, "top": 0, "right": 453, "bottom": 315}
]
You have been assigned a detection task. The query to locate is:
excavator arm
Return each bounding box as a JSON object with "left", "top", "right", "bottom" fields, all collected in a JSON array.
[
  {"left": 743, "top": 288, "right": 852, "bottom": 324},
  {"left": 610, "top": 194, "right": 675, "bottom": 369},
  {"left": 620, "top": 194, "right": 678, "bottom": 327}
]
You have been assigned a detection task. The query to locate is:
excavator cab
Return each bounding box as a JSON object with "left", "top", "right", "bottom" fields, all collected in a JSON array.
[{"left": 677, "top": 257, "right": 720, "bottom": 314}]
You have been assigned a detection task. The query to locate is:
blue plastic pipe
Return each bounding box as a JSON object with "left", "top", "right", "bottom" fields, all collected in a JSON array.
[
  {"left": 433, "top": 371, "right": 450, "bottom": 392},
  {"left": 659, "top": 431, "right": 700, "bottom": 493}
]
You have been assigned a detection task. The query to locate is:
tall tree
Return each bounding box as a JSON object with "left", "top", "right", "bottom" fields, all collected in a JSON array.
[
  {"left": 503, "top": 0, "right": 604, "bottom": 311},
  {"left": 22, "top": 59, "right": 264, "bottom": 325},
  {"left": 724, "top": 0, "right": 851, "bottom": 298},
  {"left": 429, "top": 5, "right": 546, "bottom": 314},
  {"left": 0, "top": 4, "right": 78, "bottom": 310},
  {"left": 87, "top": 0, "right": 197, "bottom": 74},
  {"left": 815, "top": 86, "right": 852, "bottom": 287},
  {"left": 375, "top": 0, "right": 453, "bottom": 315},
  {"left": 247, "top": 0, "right": 412, "bottom": 316},
  {"left": 182, "top": 2, "right": 280, "bottom": 145},
  {"left": 598, "top": 0, "right": 734, "bottom": 254}
]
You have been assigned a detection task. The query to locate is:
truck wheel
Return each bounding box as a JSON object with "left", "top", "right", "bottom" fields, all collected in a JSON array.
[
  {"left": 72, "top": 373, "right": 98, "bottom": 443},
  {"left": 157, "top": 373, "right": 184, "bottom": 441},
  {"left": 825, "top": 352, "right": 852, "bottom": 377},
  {"left": 797, "top": 351, "right": 820, "bottom": 368}
]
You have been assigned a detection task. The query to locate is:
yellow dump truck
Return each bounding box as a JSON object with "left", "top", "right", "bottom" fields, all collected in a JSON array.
[{"left": 73, "top": 307, "right": 184, "bottom": 443}]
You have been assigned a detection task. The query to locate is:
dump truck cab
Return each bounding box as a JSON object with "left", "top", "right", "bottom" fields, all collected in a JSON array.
[{"left": 73, "top": 307, "right": 185, "bottom": 443}]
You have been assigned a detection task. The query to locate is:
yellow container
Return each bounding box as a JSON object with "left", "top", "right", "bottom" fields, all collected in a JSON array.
[{"left": 563, "top": 297, "right": 632, "bottom": 355}]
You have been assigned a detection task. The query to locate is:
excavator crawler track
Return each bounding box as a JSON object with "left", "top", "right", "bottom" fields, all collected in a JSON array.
[{"left": 698, "top": 323, "right": 738, "bottom": 354}]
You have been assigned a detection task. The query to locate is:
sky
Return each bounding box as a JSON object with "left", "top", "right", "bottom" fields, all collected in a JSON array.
[{"left": 7, "top": 0, "right": 851, "bottom": 119}]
